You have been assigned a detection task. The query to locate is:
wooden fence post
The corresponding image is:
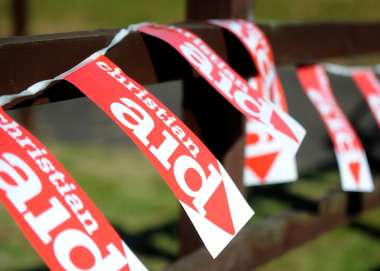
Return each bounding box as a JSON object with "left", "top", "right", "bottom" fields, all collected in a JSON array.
[
  {"left": 11, "top": 0, "right": 34, "bottom": 131},
  {"left": 12, "top": 0, "right": 28, "bottom": 36},
  {"left": 186, "top": 0, "right": 253, "bottom": 19},
  {"left": 179, "top": 0, "right": 253, "bottom": 257}
]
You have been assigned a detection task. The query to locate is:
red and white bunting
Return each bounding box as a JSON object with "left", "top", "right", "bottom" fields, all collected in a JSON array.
[
  {"left": 0, "top": 108, "right": 147, "bottom": 271},
  {"left": 297, "top": 65, "right": 374, "bottom": 192},
  {"left": 209, "top": 19, "right": 298, "bottom": 185},
  {"left": 65, "top": 56, "right": 254, "bottom": 258},
  {"left": 352, "top": 70, "right": 380, "bottom": 128},
  {"left": 138, "top": 24, "right": 306, "bottom": 155}
]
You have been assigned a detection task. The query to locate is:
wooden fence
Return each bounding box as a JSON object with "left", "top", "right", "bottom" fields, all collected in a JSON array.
[{"left": 1, "top": 0, "right": 380, "bottom": 270}]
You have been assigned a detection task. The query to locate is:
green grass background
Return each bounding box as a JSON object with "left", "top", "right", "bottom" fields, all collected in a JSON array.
[
  {"left": 1, "top": 1, "right": 380, "bottom": 270},
  {"left": 0, "top": 142, "right": 379, "bottom": 270},
  {"left": 2, "top": 0, "right": 380, "bottom": 36}
]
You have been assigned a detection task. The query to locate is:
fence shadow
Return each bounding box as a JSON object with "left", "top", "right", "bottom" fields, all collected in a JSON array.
[
  {"left": 349, "top": 222, "right": 380, "bottom": 241},
  {"left": 16, "top": 219, "right": 179, "bottom": 271},
  {"left": 113, "top": 219, "right": 178, "bottom": 260}
]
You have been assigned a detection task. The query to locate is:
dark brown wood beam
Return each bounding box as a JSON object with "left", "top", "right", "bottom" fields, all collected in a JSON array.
[
  {"left": 180, "top": 0, "right": 252, "bottom": 256},
  {"left": 164, "top": 180, "right": 380, "bottom": 271},
  {"left": 12, "top": 0, "right": 28, "bottom": 36},
  {"left": 11, "top": 0, "right": 34, "bottom": 131},
  {"left": 186, "top": 0, "right": 252, "bottom": 20},
  {"left": 2, "top": 22, "right": 380, "bottom": 99}
]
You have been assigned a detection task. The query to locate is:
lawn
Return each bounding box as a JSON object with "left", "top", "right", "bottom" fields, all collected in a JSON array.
[
  {"left": 2, "top": 0, "right": 380, "bottom": 36},
  {"left": 260, "top": 208, "right": 380, "bottom": 271},
  {"left": 0, "top": 142, "right": 379, "bottom": 270}
]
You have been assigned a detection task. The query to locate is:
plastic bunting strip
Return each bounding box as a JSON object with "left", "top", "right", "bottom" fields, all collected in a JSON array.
[
  {"left": 325, "top": 63, "right": 380, "bottom": 128},
  {"left": 137, "top": 24, "right": 306, "bottom": 155},
  {"left": 325, "top": 62, "right": 380, "bottom": 77},
  {"left": 351, "top": 70, "right": 380, "bottom": 128},
  {"left": 209, "top": 19, "right": 298, "bottom": 186},
  {"left": 297, "top": 65, "right": 374, "bottom": 192},
  {"left": 0, "top": 25, "right": 254, "bottom": 258},
  {"left": 65, "top": 55, "right": 254, "bottom": 258},
  {"left": 0, "top": 108, "right": 147, "bottom": 271}
]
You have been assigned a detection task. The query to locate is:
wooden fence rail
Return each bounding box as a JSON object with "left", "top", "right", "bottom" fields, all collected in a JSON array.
[
  {"left": 164, "top": 181, "right": 380, "bottom": 271},
  {"left": 2, "top": 22, "right": 380, "bottom": 105}
]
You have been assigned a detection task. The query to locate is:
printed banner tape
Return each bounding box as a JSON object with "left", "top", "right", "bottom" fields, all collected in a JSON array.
[
  {"left": 351, "top": 70, "right": 380, "bottom": 128},
  {"left": 65, "top": 56, "right": 254, "bottom": 258},
  {"left": 1, "top": 24, "right": 254, "bottom": 258},
  {"left": 243, "top": 121, "right": 298, "bottom": 185},
  {"left": 0, "top": 108, "right": 147, "bottom": 270},
  {"left": 209, "top": 19, "right": 288, "bottom": 110},
  {"left": 324, "top": 63, "right": 368, "bottom": 77},
  {"left": 297, "top": 65, "right": 374, "bottom": 192},
  {"left": 137, "top": 23, "right": 306, "bottom": 156},
  {"left": 325, "top": 62, "right": 380, "bottom": 77},
  {"left": 325, "top": 63, "right": 380, "bottom": 128},
  {"left": 208, "top": 19, "right": 298, "bottom": 185}
]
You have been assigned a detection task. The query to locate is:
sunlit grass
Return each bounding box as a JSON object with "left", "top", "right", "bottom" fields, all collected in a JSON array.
[
  {"left": 2, "top": 0, "right": 380, "bottom": 37},
  {"left": 256, "top": 0, "right": 380, "bottom": 22},
  {"left": 259, "top": 207, "right": 380, "bottom": 271}
]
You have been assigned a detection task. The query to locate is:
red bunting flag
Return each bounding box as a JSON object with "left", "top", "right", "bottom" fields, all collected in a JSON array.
[
  {"left": 138, "top": 24, "right": 306, "bottom": 156},
  {"left": 209, "top": 20, "right": 298, "bottom": 185},
  {"left": 65, "top": 55, "right": 254, "bottom": 258},
  {"left": 0, "top": 108, "right": 147, "bottom": 271},
  {"left": 352, "top": 69, "right": 380, "bottom": 128},
  {"left": 297, "top": 65, "right": 374, "bottom": 192}
]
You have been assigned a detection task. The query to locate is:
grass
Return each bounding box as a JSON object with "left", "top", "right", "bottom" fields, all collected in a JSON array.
[
  {"left": 259, "top": 208, "right": 380, "bottom": 271},
  {"left": 0, "top": 0, "right": 185, "bottom": 36},
  {"left": 256, "top": 0, "right": 380, "bottom": 22},
  {"left": 48, "top": 143, "right": 177, "bottom": 230},
  {"left": 0, "top": 142, "right": 379, "bottom": 270},
  {"left": 2, "top": 0, "right": 380, "bottom": 36}
]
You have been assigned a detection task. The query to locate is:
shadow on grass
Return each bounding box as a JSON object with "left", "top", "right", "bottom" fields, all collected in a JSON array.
[
  {"left": 247, "top": 184, "right": 320, "bottom": 213},
  {"left": 350, "top": 222, "right": 380, "bottom": 241},
  {"left": 245, "top": 162, "right": 339, "bottom": 214},
  {"left": 349, "top": 102, "right": 380, "bottom": 175},
  {"left": 113, "top": 219, "right": 178, "bottom": 261},
  {"left": 17, "top": 219, "right": 178, "bottom": 271}
]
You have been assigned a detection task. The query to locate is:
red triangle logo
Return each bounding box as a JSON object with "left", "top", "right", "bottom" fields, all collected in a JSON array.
[
  {"left": 205, "top": 183, "right": 235, "bottom": 235},
  {"left": 349, "top": 162, "right": 361, "bottom": 184},
  {"left": 246, "top": 152, "right": 279, "bottom": 182},
  {"left": 247, "top": 133, "right": 260, "bottom": 145},
  {"left": 270, "top": 111, "right": 299, "bottom": 143}
]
